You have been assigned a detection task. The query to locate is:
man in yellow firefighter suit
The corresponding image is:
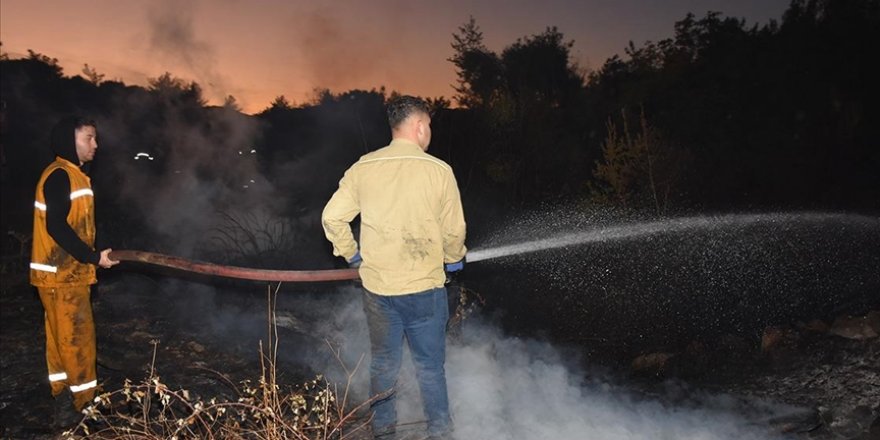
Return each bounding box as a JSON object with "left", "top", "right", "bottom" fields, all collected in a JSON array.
[{"left": 30, "top": 116, "right": 118, "bottom": 426}]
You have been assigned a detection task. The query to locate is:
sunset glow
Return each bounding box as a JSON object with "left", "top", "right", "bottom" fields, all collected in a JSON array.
[{"left": 1, "top": 0, "right": 787, "bottom": 113}]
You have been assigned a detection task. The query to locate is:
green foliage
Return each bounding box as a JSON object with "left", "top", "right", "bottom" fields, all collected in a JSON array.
[{"left": 590, "top": 109, "right": 688, "bottom": 215}]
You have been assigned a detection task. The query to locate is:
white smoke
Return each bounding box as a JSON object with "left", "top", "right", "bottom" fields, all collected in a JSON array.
[
  {"left": 446, "top": 323, "right": 788, "bottom": 440},
  {"left": 299, "top": 289, "right": 794, "bottom": 440},
  {"left": 146, "top": 0, "right": 232, "bottom": 104}
]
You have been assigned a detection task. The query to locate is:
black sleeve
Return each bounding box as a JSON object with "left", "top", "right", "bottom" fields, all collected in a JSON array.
[{"left": 44, "top": 170, "right": 101, "bottom": 265}]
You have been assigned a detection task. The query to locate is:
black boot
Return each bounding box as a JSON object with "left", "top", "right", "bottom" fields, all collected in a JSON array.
[{"left": 52, "top": 391, "right": 82, "bottom": 430}]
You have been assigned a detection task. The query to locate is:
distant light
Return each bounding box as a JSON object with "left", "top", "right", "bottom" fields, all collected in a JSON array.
[
  {"left": 238, "top": 151, "right": 243, "bottom": 155},
  {"left": 243, "top": 185, "right": 249, "bottom": 189},
  {"left": 250, "top": 149, "right": 257, "bottom": 154},
  {"left": 134, "top": 152, "right": 154, "bottom": 161},
  {"left": 249, "top": 179, "right": 255, "bottom": 183}
]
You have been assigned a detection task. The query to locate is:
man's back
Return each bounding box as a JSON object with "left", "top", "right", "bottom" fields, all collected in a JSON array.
[
  {"left": 322, "top": 138, "right": 466, "bottom": 295},
  {"left": 322, "top": 96, "right": 465, "bottom": 439}
]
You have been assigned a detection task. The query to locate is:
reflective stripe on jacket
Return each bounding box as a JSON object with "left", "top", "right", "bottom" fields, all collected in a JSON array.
[
  {"left": 30, "top": 158, "right": 97, "bottom": 287},
  {"left": 322, "top": 139, "right": 467, "bottom": 295}
]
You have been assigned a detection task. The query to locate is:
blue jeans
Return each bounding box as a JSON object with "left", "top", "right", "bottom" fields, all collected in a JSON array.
[{"left": 362, "top": 287, "right": 451, "bottom": 438}]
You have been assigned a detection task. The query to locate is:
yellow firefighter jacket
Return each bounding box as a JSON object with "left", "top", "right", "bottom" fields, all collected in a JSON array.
[
  {"left": 322, "top": 139, "right": 467, "bottom": 295},
  {"left": 30, "top": 158, "right": 97, "bottom": 287}
]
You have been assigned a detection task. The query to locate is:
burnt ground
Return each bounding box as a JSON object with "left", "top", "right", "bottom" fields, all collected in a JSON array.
[
  {"left": 1, "top": 267, "right": 878, "bottom": 440},
  {"left": 3, "top": 210, "right": 880, "bottom": 440},
  {"left": 457, "top": 212, "right": 880, "bottom": 440},
  {"left": 0, "top": 270, "right": 353, "bottom": 440},
  {"left": 704, "top": 331, "right": 880, "bottom": 439}
]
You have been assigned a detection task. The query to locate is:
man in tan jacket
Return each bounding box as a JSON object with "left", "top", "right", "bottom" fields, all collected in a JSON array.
[{"left": 322, "top": 96, "right": 466, "bottom": 439}]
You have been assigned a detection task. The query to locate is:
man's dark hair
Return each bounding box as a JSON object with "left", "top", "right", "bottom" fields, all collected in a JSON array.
[
  {"left": 387, "top": 95, "right": 430, "bottom": 130},
  {"left": 72, "top": 116, "right": 97, "bottom": 131}
]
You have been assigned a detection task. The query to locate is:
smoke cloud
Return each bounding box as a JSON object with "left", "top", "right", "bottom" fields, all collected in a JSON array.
[
  {"left": 96, "top": 100, "right": 268, "bottom": 258},
  {"left": 104, "top": 277, "right": 802, "bottom": 440},
  {"left": 289, "top": 4, "right": 392, "bottom": 94},
  {"left": 285, "top": 289, "right": 797, "bottom": 440},
  {"left": 146, "top": 0, "right": 232, "bottom": 104}
]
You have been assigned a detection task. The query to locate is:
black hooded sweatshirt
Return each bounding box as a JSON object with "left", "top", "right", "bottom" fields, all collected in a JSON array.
[{"left": 43, "top": 117, "right": 101, "bottom": 265}]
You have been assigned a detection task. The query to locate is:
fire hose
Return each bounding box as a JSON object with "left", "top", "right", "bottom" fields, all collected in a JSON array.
[{"left": 108, "top": 250, "right": 359, "bottom": 282}]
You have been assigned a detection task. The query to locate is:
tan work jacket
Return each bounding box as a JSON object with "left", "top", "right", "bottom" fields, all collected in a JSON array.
[
  {"left": 322, "top": 139, "right": 467, "bottom": 295},
  {"left": 30, "top": 158, "right": 97, "bottom": 287}
]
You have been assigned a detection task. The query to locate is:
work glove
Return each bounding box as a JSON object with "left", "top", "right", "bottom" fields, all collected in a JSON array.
[
  {"left": 444, "top": 257, "right": 465, "bottom": 285},
  {"left": 445, "top": 258, "right": 465, "bottom": 273},
  {"left": 347, "top": 251, "right": 362, "bottom": 268}
]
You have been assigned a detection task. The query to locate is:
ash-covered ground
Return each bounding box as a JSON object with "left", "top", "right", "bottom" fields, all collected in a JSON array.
[
  {"left": 2, "top": 212, "right": 878, "bottom": 439},
  {"left": 1, "top": 275, "right": 877, "bottom": 439}
]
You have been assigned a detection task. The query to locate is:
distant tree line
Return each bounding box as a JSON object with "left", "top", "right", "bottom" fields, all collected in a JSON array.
[
  {"left": 446, "top": 0, "right": 879, "bottom": 213},
  {"left": 1, "top": 0, "right": 878, "bottom": 255}
]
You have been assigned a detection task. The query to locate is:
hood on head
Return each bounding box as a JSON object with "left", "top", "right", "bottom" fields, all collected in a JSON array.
[
  {"left": 50, "top": 116, "right": 91, "bottom": 165},
  {"left": 50, "top": 116, "right": 81, "bottom": 164}
]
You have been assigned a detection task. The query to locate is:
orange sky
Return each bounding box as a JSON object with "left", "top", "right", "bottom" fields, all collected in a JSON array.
[{"left": 1, "top": 0, "right": 788, "bottom": 114}]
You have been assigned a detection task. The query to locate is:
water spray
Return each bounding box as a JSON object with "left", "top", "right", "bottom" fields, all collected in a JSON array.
[
  {"left": 468, "top": 212, "right": 875, "bottom": 262},
  {"left": 110, "top": 212, "right": 876, "bottom": 282}
]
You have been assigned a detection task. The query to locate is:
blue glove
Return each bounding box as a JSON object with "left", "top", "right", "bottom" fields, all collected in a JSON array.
[
  {"left": 347, "top": 251, "right": 362, "bottom": 268},
  {"left": 445, "top": 258, "right": 465, "bottom": 273}
]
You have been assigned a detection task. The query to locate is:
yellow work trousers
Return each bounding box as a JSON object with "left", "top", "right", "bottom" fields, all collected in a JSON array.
[{"left": 38, "top": 286, "right": 98, "bottom": 410}]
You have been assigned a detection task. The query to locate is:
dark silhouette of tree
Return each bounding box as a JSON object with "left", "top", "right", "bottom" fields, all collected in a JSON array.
[
  {"left": 501, "top": 27, "right": 583, "bottom": 108},
  {"left": 584, "top": 0, "right": 879, "bottom": 209},
  {"left": 148, "top": 72, "right": 207, "bottom": 108},
  {"left": 81, "top": 64, "right": 104, "bottom": 85},
  {"left": 449, "top": 17, "right": 503, "bottom": 108},
  {"left": 267, "top": 95, "right": 293, "bottom": 111},
  {"left": 426, "top": 96, "right": 451, "bottom": 114},
  {"left": 223, "top": 95, "right": 241, "bottom": 111},
  {"left": 449, "top": 20, "right": 589, "bottom": 206}
]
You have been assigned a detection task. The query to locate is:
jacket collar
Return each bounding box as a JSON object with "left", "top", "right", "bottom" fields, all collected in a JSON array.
[{"left": 389, "top": 138, "right": 423, "bottom": 152}]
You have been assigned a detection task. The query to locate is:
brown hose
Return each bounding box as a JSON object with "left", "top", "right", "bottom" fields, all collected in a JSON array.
[{"left": 109, "top": 250, "right": 358, "bottom": 282}]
